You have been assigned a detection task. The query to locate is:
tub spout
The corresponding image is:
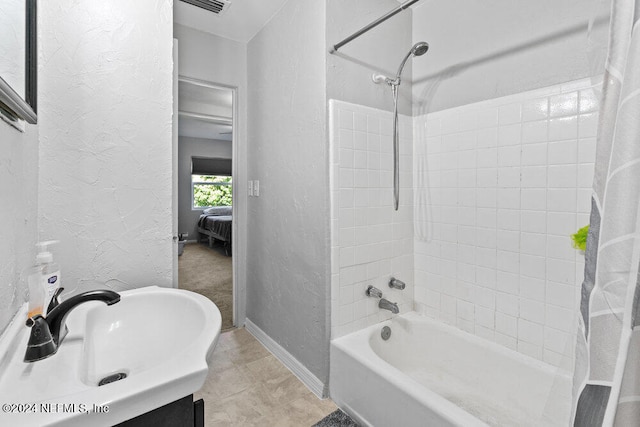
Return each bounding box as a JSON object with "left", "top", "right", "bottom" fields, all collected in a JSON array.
[{"left": 379, "top": 298, "right": 399, "bottom": 314}]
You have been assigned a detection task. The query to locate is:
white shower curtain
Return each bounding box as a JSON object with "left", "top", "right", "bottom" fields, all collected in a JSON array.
[{"left": 572, "top": 0, "right": 640, "bottom": 425}]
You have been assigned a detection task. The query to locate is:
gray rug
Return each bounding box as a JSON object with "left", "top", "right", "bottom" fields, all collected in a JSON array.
[{"left": 312, "top": 409, "right": 359, "bottom": 427}]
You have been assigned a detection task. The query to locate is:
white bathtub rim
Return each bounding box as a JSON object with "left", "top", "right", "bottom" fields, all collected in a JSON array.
[
  {"left": 404, "top": 312, "right": 573, "bottom": 378},
  {"left": 332, "top": 318, "right": 489, "bottom": 426},
  {"left": 340, "top": 311, "right": 573, "bottom": 379},
  {"left": 333, "top": 341, "right": 488, "bottom": 426},
  {"left": 331, "top": 312, "right": 572, "bottom": 427}
]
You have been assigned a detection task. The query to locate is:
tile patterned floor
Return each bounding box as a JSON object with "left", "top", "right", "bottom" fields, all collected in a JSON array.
[{"left": 196, "top": 328, "right": 337, "bottom": 426}]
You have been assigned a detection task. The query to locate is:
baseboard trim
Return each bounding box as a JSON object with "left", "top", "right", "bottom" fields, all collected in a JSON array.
[{"left": 245, "top": 318, "right": 325, "bottom": 399}]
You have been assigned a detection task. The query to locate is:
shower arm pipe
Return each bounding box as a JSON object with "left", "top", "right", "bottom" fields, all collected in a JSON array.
[{"left": 329, "top": 0, "right": 422, "bottom": 54}]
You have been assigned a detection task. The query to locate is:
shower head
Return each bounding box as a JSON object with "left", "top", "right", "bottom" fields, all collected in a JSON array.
[
  {"left": 392, "top": 41, "right": 429, "bottom": 85},
  {"left": 411, "top": 41, "right": 430, "bottom": 56}
]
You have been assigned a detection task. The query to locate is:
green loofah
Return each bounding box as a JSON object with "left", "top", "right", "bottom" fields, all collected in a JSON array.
[{"left": 571, "top": 225, "right": 589, "bottom": 251}]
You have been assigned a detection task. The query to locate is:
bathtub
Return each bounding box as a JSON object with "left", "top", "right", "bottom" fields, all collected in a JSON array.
[{"left": 330, "top": 313, "right": 572, "bottom": 427}]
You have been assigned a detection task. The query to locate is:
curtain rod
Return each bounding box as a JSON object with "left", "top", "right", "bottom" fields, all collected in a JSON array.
[{"left": 329, "top": 0, "right": 422, "bottom": 54}]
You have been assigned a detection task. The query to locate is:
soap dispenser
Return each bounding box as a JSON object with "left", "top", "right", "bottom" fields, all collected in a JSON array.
[
  {"left": 27, "top": 241, "right": 61, "bottom": 318},
  {"left": 27, "top": 271, "right": 45, "bottom": 318}
]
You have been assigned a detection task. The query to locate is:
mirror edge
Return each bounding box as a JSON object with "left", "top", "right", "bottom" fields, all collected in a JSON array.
[{"left": 0, "top": 0, "right": 37, "bottom": 125}]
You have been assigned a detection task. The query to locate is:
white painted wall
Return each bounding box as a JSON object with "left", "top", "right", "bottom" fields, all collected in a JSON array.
[
  {"left": 38, "top": 1, "right": 174, "bottom": 294},
  {"left": 178, "top": 137, "right": 232, "bottom": 239},
  {"left": 246, "top": 0, "right": 329, "bottom": 388},
  {"left": 0, "top": 123, "right": 38, "bottom": 333},
  {"left": 327, "top": 0, "right": 413, "bottom": 116},
  {"left": 412, "top": 0, "right": 609, "bottom": 113},
  {"left": 173, "top": 23, "right": 248, "bottom": 323}
]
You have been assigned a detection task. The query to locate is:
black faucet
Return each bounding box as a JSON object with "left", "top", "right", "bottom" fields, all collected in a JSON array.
[{"left": 24, "top": 288, "right": 120, "bottom": 362}]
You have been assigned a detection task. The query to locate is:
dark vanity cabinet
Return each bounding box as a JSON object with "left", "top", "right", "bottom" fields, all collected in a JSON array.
[{"left": 115, "top": 395, "right": 204, "bottom": 427}]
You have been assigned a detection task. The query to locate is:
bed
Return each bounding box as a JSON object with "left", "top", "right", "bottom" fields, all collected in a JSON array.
[{"left": 197, "top": 206, "right": 232, "bottom": 255}]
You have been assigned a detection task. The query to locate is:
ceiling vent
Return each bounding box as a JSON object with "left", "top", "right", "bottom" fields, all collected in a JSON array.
[{"left": 180, "top": 0, "right": 232, "bottom": 16}]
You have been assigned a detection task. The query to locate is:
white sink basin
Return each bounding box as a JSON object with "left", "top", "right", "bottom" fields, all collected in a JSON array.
[{"left": 0, "top": 286, "right": 221, "bottom": 427}]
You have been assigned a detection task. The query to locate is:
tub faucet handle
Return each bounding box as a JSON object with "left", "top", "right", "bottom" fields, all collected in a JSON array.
[
  {"left": 366, "top": 286, "right": 383, "bottom": 299},
  {"left": 389, "top": 278, "right": 406, "bottom": 290}
]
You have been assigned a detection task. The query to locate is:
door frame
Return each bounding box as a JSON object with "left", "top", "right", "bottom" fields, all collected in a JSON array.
[
  {"left": 172, "top": 40, "right": 179, "bottom": 288},
  {"left": 176, "top": 75, "right": 241, "bottom": 328}
]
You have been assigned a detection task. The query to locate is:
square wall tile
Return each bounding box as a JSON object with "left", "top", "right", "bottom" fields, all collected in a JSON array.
[{"left": 411, "top": 77, "right": 598, "bottom": 362}]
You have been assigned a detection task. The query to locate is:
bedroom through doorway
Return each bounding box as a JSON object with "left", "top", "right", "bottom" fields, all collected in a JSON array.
[{"left": 177, "top": 78, "right": 236, "bottom": 332}]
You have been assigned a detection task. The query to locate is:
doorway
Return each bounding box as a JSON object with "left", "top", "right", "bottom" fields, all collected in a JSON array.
[{"left": 176, "top": 77, "right": 236, "bottom": 331}]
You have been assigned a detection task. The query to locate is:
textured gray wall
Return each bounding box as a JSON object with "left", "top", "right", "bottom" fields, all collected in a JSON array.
[
  {"left": 247, "top": 0, "right": 330, "bottom": 387},
  {"left": 178, "top": 136, "right": 232, "bottom": 240},
  {"left": 0, "top": 123, "right": 38, "bottom": 334},
  {"left": 327, "top": 0, "right": 413, "bottom": 116}
]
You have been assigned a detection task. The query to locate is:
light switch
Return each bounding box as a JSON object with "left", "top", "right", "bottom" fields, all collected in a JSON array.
[
  {"left": 254, "top": 180, "right": 260, "bottom": 197},
  {"left": 248, "top": 180, "right": 254, "bottom": 197}
]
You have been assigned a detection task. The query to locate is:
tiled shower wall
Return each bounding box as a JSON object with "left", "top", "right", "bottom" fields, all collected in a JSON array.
[
  {"left": 329, "top": 100, "right": 414, "bottom": 339},
  {"left": 413, "top": 77, "right": 600, "bottom": 368}
]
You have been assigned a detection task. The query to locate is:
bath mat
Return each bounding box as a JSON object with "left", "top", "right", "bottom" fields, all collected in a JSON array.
[{"left": 312, "top": 409, "right": 359, "bottom": 427}]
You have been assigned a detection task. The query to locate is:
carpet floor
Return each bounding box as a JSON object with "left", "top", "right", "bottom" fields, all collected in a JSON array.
[{"left": 179, "top": 242, "right": 234, "bottom": 331}]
